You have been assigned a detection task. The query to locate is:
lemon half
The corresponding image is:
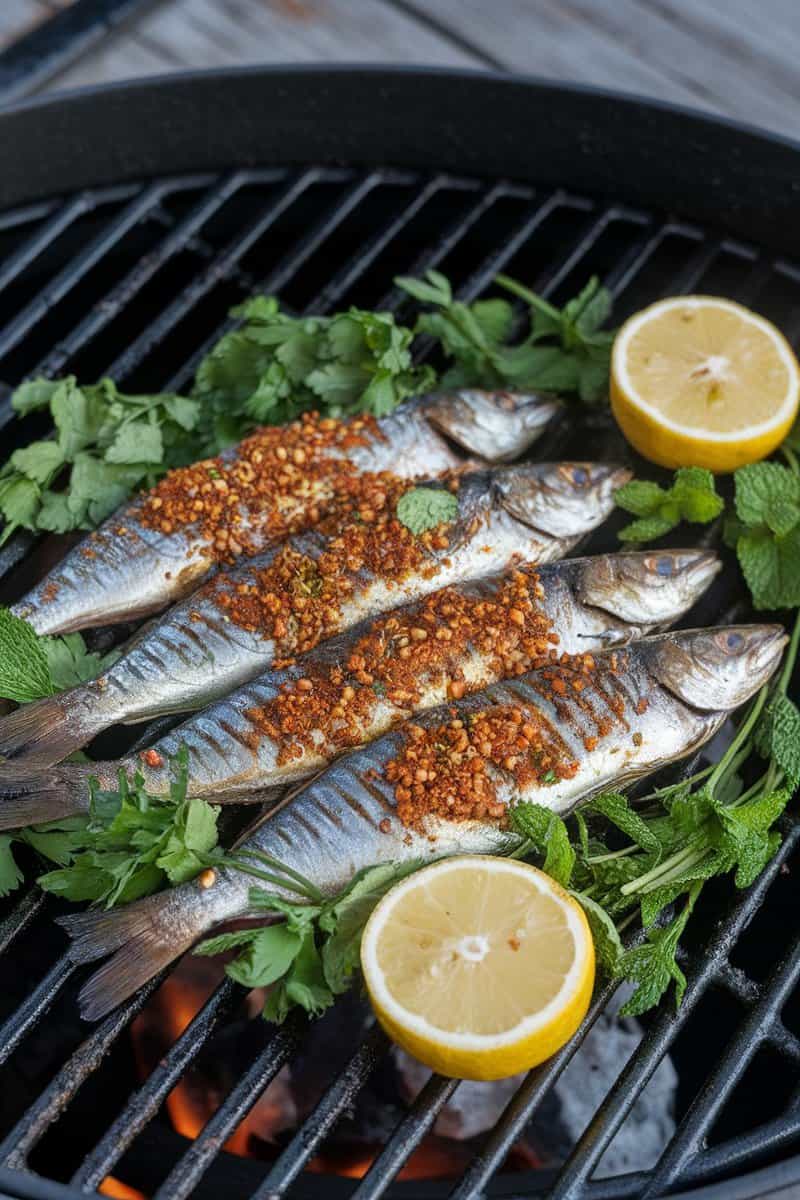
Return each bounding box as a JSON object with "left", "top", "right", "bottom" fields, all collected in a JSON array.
[
  {"left": 360, "top": 856, "right": 595, "bottom": 1081},
  {"left": 610, "top": 296, "right": 800, "bottom": 472}
]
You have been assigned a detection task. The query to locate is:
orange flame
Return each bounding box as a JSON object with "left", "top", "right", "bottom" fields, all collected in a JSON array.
[{"left": 99, "top": 1177, "right": 146, "bottom": 1200}]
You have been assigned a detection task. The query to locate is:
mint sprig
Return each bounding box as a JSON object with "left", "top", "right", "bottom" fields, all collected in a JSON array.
[
  {"left": 616, "top": 467, "right": 724, "bottom": 543},
  {"left": 727, "top": 461, "right": 800, "bottom": 609}
]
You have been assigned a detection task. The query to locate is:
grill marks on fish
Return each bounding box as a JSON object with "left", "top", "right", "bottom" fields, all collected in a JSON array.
[
  {"left": 57, "top": 623, "right": 785, "bottom": 1021},
  {"left": 12, "top": 391, "right": 560, "bottom": 639},
  {"left": 0, "top": 463, "right": 628, "bottom": 774}
]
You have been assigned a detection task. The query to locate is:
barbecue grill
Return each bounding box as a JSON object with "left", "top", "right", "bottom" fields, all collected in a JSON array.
[{"left": 0, "top": 67, "right": 798, "bottom": 1200}]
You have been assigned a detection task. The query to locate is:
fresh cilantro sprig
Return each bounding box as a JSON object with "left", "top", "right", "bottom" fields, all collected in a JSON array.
[
  {"left": 395, "top": 486, "right": 458, "bottom": 535},
  {"left": 0, "top": 606, "right": 118, "bottom": 704},
  {"left": 0, "top": 378, "right": 202, "bottom": 543},
  {"left": 615, "top": 467, "right": 724, "bottom": 543},
  {"left": 195, "top": 859, "right": 426, "bottom": 1023},
  {"left": 725, "top": 460, "right": 800, "bottom": 609},
  {"left": 395, "top": 271, "right": 614, "bottom": 404},
  {"left": 5, "top": 274, "right": 613, "bottom": 541},
  {"left": 193, "top": 297, "right": 436, "bottom": 446},
  {"left": 0, "top": 749, "right": 223, "bottom": 903}
]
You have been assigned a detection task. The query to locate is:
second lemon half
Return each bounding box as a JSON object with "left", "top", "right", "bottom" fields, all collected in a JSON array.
[{"left": 610, "top": 295, "right": 799, "bottom": 472}]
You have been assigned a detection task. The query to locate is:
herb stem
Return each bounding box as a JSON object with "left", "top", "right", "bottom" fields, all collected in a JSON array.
[
  {"left": 706, "top": 687, "right": 768, "bottom": 798},
  {"left": 229, "top": 849, "right": 324, "bottom": 901},
  {"left": 494, "top": 274, "right": 561, "bottom": 321},
  {"left": 781, "top": 444, "right": 800, "bottom": 476}
]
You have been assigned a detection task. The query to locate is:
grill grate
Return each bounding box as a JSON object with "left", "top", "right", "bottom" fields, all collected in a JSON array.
[{"left": 0, "top": 162, "right": 799, "bottom": 1200}]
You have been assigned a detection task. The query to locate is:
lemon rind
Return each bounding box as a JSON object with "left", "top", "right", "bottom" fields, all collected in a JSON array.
[
  {"left": 612, "top": 295, "right": 799, "bottom": 443},
  {"left": 361, "top": 855, "right": 592, "bottom": 1051}
]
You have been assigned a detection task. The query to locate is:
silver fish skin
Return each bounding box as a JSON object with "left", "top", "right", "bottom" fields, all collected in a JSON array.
[
  {"left": 12, "top": 390, "right": 559, "bottom": 637},
  {"left": 0, "top": 462, "right": 627, "bottom": 778},
  {"left": 59, "top": 623, "right": 785, "bottom": 1020},
  {"left": 39, "top": 547, "right": 720, "bottom": 808}
]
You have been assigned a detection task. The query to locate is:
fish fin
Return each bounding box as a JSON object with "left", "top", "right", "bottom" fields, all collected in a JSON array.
[
  {"left": 0, "top": 764, "right": 89, "bottom": 830},
  {"left": 58, "top": 893, "right": 199, "bottom": 1020},
  {"left": 0, "top": 692, "right": 98, "bottom": 769}
]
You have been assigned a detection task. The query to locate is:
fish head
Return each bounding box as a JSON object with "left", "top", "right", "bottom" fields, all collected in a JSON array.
[
  {"left": 577, "top": 549, "right": 721, "bottom": 626},
  {"left": 420, "top": 389, "right": 561, "bottom": 462},
  {"left": 646, "top": 624, "right": 787, "bottom": 711},
  {"left": 495, "top": 462, "right": 632, "bottom": 538}
]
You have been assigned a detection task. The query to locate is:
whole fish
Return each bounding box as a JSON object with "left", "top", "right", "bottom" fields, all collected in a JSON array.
[
  {"left": 59, "top": 623, "right": 785, "bottom": 1020},
  {"left": 6, "top": 548, "right": 720, "bottom": 823},
  {"left": 0, "top": 462, "right": 627, "bottom": 773},
  {"left": 12, "top": 390, "right": 559, "bottom": 637}
]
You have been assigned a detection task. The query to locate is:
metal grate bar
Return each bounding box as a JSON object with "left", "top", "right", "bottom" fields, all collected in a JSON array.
[
  {"left": 687, "top": 1103, "right": 800, "bottom": 1186},
  {"left": 34, "top": 171, "right": 255, "bottom": 378},
  {"left": 641, "top": 931, "right": 800, "bottom": 1198},
  {"left": 376, "top": 180, "right": 521, "bottom": 312},
  {"left": 350, "top": 1075, "right": 459, "bottom": 1200},
  {"left": 447, "top": 976, "right": 622, "bottom": 1200},
  {"left": 151, "top": 1019, "right": 301, "bottom": 1200},
  {"left": 0, "top": 182, "right": 179, "bottom": 364},
  {"left": 251, "top": 1023, "right": 390, "bottom": 1199},
  {"left": 164, "top": 169, "right": 385, "bottom": 393},
  {"left": 0, "top": 954, "right": 75, "bottom": 1067},
  {"left": 0, "top": 888, "right": 45, "bottom": 955},
  {"left": 545, "top": 823, "right": 800, "bottom": 1200},
  {"left": 0, "top": 969, "right": 166, "bottom": 1167},
  {"left": 311, "top": 175, "right": 455, "bottom": 315},
  {"left": 0, "top": 195, "right": 91, "bottom": 298},
  {"left": 70, "top": 978, "right": 237, "bottom": 1188}
]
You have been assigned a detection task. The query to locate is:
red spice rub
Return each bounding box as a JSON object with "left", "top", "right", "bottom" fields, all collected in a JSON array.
[
  {"left": 385, "top": 703, "right": 580, "bottom": 830},
  {"left": 210, "top": 476, "right": 461, "bottom": 652},
  {"left": 137, "top": 411, "right": 394, "bottom": 561},
  {"left": 244, "top": 568, "right": 559, "bottom": 766}
]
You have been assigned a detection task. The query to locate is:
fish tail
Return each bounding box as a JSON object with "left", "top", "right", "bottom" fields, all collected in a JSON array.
[
  {"left": 58, "top": 887, "right": 223, "bottom": 1020},
  {"left": 0, "top": 763, "right": 91, "bottom": 830},
  {"left": 0, "top": 692, "right": 101, "bottom": 770}
]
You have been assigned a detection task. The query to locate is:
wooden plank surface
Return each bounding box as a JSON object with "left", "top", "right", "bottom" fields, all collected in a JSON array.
[
  {"left": 50, "top": 0, "right": 483, "bottom": 92},
  {"left": 6, "top": 0, "right": 800, "bottom": 139}
]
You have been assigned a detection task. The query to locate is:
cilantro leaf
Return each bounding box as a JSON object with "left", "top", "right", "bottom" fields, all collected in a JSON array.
[
  {"left": 37, "top": 751, "right": 223, "bottom": 908},
  {"left": 0, "top": 835, "right": 24, "bottom": 897},
  {"left": 42, "top": 633, "right": 119, "bottom": 691},
  {"left": 396, "top": 486, "right": 458, "bottom": 536}
]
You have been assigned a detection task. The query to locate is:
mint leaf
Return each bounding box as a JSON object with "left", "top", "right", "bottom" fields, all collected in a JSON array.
[
  {"left": 509, "top": 803, "right": 575, "bottom": 887},
  {"left": 671, "top": 467, "right": 725, "bottom": 523},
  {"left": 571, "top": 890, "right": 623, "bottom": 975},
  {"left": 617, "top": 514, "right": 677, "bottom": 543},
  {"left": 737, "top": 525, "right": 800, "bottom": 610},
  {"left": 614, "top": 479, "right": 666, "bottom": 517},
  {"left": 617, "top": 884, "right": 699, "bottom": 1016},
  {"left": 735, "top": 461, "right": 800, "bottom": 528},
  {"left": 0, "top": 607, "right": 53, "bottom": 702},
  {"left": 584, "top": 792, "right": 660, "bottom": 857},
  {"left": 396, "top": 486, "right": 458, "bottom": 536}
]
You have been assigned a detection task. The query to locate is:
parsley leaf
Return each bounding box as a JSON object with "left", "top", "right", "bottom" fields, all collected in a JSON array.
[
  {"left": 37, "top": 750, "right": 222, "bottom": 907},
  {"left": 616, "top": 467, "right": 724, "bottom": 542},
  {"left": 396, "top": 486, "right": 458, "bottom": 535}
]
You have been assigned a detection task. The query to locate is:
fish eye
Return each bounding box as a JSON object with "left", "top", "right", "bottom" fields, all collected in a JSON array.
[
  {"left": 571, "top": 467, "right": 588, "bottom": 486},
  {"left": 646, "top": 555, "right": 674, "bottom": 577},
  {"left": 722, "top": 631, "right": 744, "bottom": 652}
]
